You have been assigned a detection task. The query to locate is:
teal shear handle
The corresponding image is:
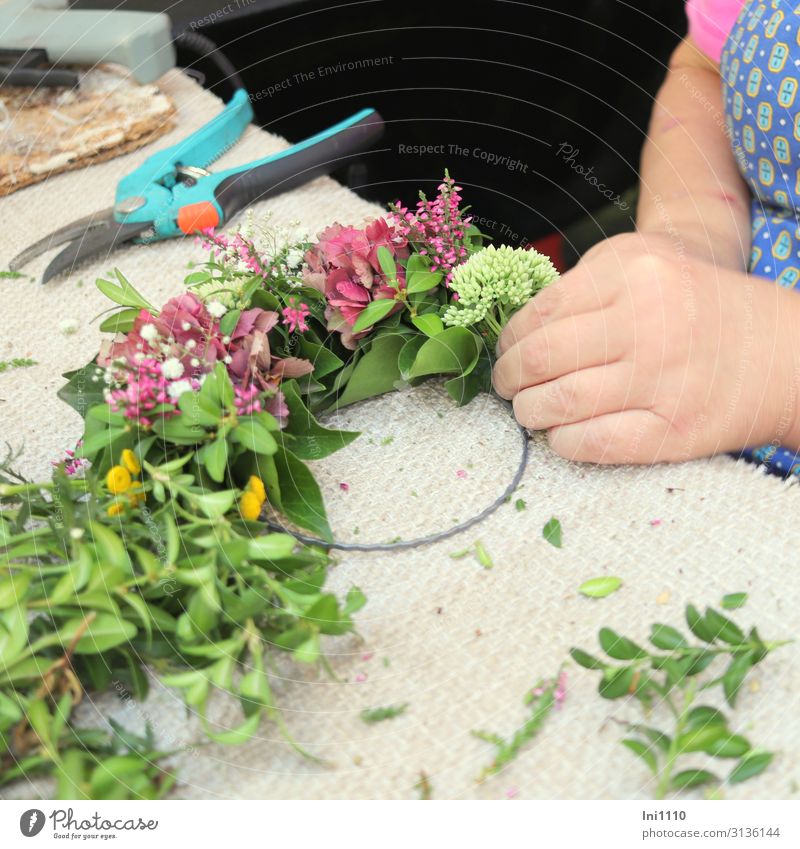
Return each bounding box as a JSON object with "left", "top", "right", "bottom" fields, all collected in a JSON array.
[{"left": 113, "top": 89, "right": 385, "bottom": 238}]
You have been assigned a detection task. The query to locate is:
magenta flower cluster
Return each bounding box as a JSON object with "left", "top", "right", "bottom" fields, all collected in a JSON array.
[
  {"left": 388, "top": 172, "right": 472, "bottom": 285},
  {"left": 304, "top": 218, "right": 409, "bottom": 349},
  {"left": 281, "top": 299, "right": 311, "bottom": 334},
  {"left": 107, "top": 356, "right": 200, "bottom": 428}
]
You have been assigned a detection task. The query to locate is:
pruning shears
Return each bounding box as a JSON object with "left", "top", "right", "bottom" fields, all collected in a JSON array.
[{"left": 10, "top": 88, "right": 385, "bottom": 283}]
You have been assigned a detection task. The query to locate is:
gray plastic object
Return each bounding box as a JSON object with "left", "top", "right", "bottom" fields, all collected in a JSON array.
[{"left": 0, "top": 0, "right": 175, "bottom": 84}]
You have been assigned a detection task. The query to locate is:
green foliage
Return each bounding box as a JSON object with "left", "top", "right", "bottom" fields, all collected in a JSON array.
[
  {"left": 579, "top": 576, "right": 622, "bottom": 598},
  {"left": 0, "top": 358, "right": 37, "bottom": 374},
  {"left": 472, "top": 672, "right": 563, "bottom": 781},
  {"left": 570, "top": 605, "right": 792, "bottom": 798},
  {"left": 0, "top": 368, "right": 363, "bottom": 797},
  {"left": 542, "top": 517, "right": 562, "bottom": 548},
  {"left": 360, "top": 703, "right": 409, "bottom": 724}
]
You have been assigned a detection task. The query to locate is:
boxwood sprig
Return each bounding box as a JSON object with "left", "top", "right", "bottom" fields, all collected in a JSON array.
[{"left": 571, "top": 604, "right": 791, "bottom": 798}]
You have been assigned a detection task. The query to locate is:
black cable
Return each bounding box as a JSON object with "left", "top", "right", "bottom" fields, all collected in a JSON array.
[{"left": 172, "top": 30, "right": 244, "bottom": 92}]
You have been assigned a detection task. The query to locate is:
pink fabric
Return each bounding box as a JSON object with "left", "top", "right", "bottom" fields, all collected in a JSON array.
[{"left": 685, "top": 0, "right": 745, "bottom": 63}]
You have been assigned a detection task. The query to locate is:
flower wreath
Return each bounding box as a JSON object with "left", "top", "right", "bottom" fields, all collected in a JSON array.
[{"left": 0, "top": 173, "right": 558, "bottom": 797}]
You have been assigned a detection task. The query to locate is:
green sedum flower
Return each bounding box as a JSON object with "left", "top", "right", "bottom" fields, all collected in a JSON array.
[{"left": 443, "top": 244, "right": 558, "bottom": 345}]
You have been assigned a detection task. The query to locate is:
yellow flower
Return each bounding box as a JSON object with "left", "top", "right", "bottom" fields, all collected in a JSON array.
[
  {"left": 106, "top": 465, "right": 132, "bottom": 494},
  {"left": 239, "top": 490, "right": 263, "bottom": 521},
  {"left": 121, "top": 449, "right": 141, "bottom": 475},
  {"left": 246, "top": 475, "right": 267, "bottom": 505},
  {"left": 107, "top": 502, "right": 124, "bottom": 517}
]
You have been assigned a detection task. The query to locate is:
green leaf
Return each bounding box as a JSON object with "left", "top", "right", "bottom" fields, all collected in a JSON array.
[
  {"left": 201, "top": 711, "right": 262, "bottom": 745},
  {"left": 273, "top": 447, "right": 331, "bottom": 541},
  {"left": 0, "top": 604, "right": 28, "bottom": 665},
  {"left": 411, "top": 313, "right": 444, "bottom": 337},
  {"left": 579, "top": 576, "right": 622, "bottom": 598},
  {"left": 706, "top": 733, "right": 751, "bottom": 758},
  {"left": 98, "top": 307, "right": 140, "bottom": 333},
  {"left": 191, "top": 489, "right": 236, "bottom": 519},
  {"left": 297, "top": 337, "right": 344, "bottom": 379},
  {"left": 78, "top": 426, "right": 127, "bottom": 457},
  {"left": 352, "top": 298, "right": 397, "bottom": 333},
  {"left": 621, "top": 738, "right": 658, "bottom": 774},
  {"left": 671, "top": 769, "right": 717, "bottom": 790},
  {"left": 178, "top": 390, "right": 219, "bottom": 427},
  {"left": 685, "top": 650, "right": 716, "bottom": 676},
  {"left": 569, "top": 648, "right": 606, "bottom": 670},
  {"left": 686, "top": 604, "right": 716, "bottom": 643},
  {"left": 649, "top": 624, "right": 689, "bottom": 650},
  {"left": 406, "top": 269, "right": 443, "bottom": 294},
  {"left": 728, "top": 751, "right": 773, "bottom": 784},
  {"left": 376, "top": 245, "right": 397, "bottom": 283},
  {"left": 723, "top": 654, "right": 752, "bottom": 707},
  {"left": 676, "top": 725, "right": 728, "bottom": 754},
  {"left": 57, "top": 362, "right": 107, "bottom": 417},
  {"left": 305, "top": 594, "right": 352, "bottom": 635},
  {"left": 598, "top": 666, "right": 635, "bottom": 699},
  {"left": 444, "top": 355, "right": 492, "bottom": 406},
  {"left": 343, "top": 586, "right": 367, "bottom": 615},
  {"left": 360, "top": 703, "right": 409, "bottom": 724},
  {"left": 247, "top": 534, "right": 296, "bottom": 560},
  {"left": 62, "top": 613, "right": 138, "bottom": 654},
  {"left": 704, "top": 607, "right": 745, "bottom": 644},
  {"left": 687, "top": 706, "right": 729, "bottom": 729},
  {"left": 0, "top": 572, "right": 30, "bottom": 609},
  {"left": 232, "top": 419, "right": 277, "bottom": 456},
  {"left": 598, "top": 627, "right": 648, "bottom": 660},
  {"left": 219, "top": 308, "right": 241, "bottom": 337},
  {"left": 542, "top": 517, "right": 562, "bottom": 548},
  {"left": 407, "top": 326, "right": 481, "bottom": 379},
  {"left": 280, "top": 381, "right": 359, "bottom": 459},
  {"left": 721, "top": 592, "right": 748, "bottom": 610},
  {"left": 514, "top": 498, "right": 526, "bottom": 511},
  {"left": 198, "top": 437, "right": 229, "bottom": 483},
  {"left": 337, "top": 334, "right": 405, "bottom": 408},
  {"left": 95, "top": 269, "right": 155, "bottom": 311}
]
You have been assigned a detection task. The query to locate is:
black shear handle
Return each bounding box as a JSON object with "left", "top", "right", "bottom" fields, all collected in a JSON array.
[{"left": 214, "top": 109, "right": 385, "bottom": 221}]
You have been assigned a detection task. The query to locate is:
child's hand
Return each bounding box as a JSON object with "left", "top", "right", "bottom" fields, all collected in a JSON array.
[{"left": 493, "top": 232, "right": 800, "bottom": 463}]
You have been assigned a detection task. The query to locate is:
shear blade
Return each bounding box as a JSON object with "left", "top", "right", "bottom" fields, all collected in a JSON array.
[
  {"left": 40, "top": 219, "right": 153, "bottom": 284},
  {"left": 9, "top": 207, "right": 116, "bottom": 272}
]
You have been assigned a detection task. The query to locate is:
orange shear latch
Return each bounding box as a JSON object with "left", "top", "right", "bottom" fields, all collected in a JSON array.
[{"left": 177, "top": 201, "right": 220, "bottom": 234}]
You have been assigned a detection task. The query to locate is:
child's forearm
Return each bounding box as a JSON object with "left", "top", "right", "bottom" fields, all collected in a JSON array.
[{"left": 637, "top": 39, "right": 752, "bottom": 270}]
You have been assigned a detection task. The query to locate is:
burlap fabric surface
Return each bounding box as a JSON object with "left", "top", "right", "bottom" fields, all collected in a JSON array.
[{"left": 1, "top": 71, "right": 798, "bottom": 801}]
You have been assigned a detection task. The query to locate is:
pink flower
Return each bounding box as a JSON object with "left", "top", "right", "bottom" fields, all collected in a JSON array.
[
  {"left": 281, "top": 299, "right": 311, "bottom": 334},
  {"left": 339, "top": 482, "right": 350, "bottom": 492},
  {"left": 388, "top": 172, "right": 472, "bottom": 285},
  {"left": 53, "top": 441, "right": 88, "bottom": 477},
  {"left": 304, "top": 217, "right": 409, "bottom": 349}
]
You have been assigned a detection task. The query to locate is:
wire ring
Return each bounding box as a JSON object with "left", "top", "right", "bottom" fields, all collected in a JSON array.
[{"left": 265, "top": 401, "right": 529, "bottom": 552}]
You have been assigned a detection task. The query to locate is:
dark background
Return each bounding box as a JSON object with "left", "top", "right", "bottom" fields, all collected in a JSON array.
[{"left": 73, "top": 0, "right": 687, "bottom": 257}]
